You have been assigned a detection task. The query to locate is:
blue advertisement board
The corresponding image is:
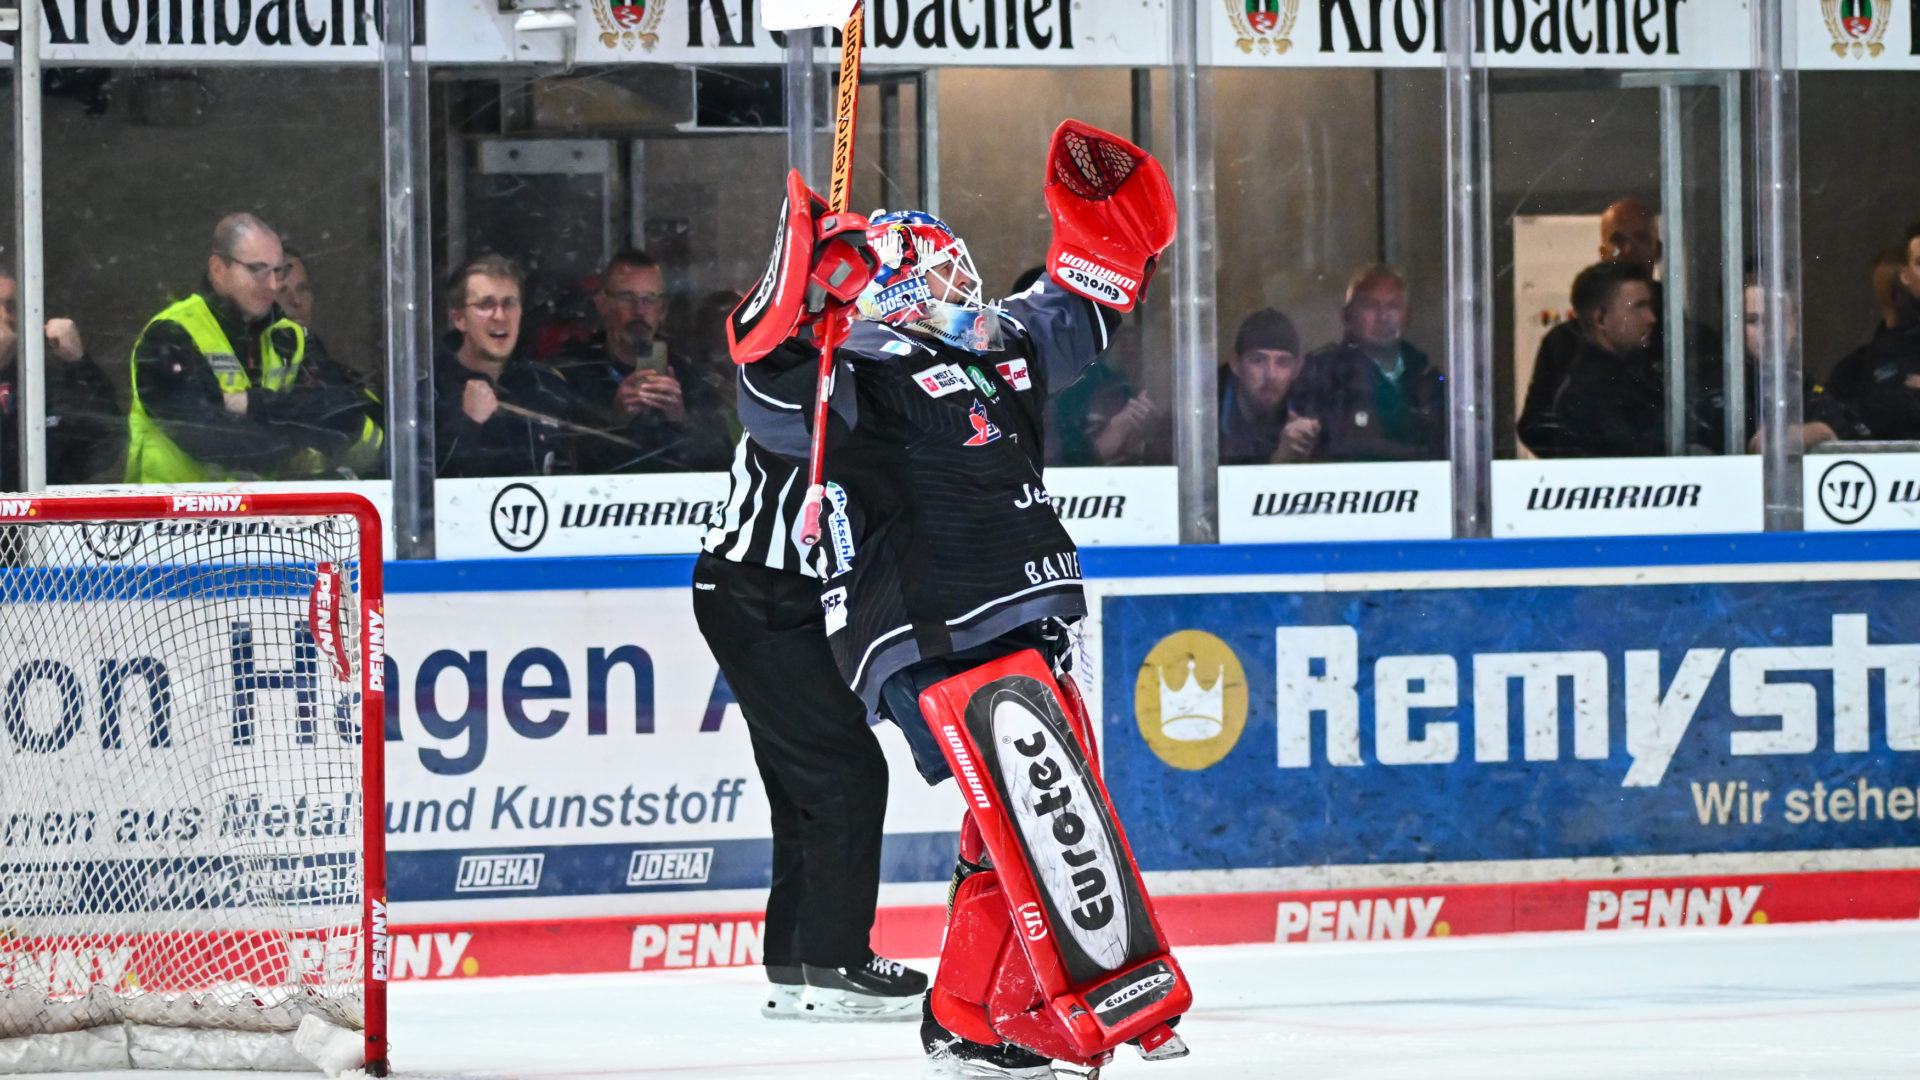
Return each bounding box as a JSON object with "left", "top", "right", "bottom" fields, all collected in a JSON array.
[{"left": 1102, "top": 575, "right": 1920, "bottom": 872}]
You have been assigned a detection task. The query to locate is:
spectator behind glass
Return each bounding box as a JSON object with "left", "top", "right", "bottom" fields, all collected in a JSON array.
[
  {"left": 685, "top": 289, "right": 744, "bottom": 444},
  {"left": 1295, "top": 264, "right": 1446, "bottom": 461},
  {"left": 278, "top": 249, "right": 315, "bottom": 329},
  {"left": 1702, "top": 280, "right": 1860, "bottom": 452},
  {"left": 1518, "top": 199, "right": 1719, "bottom": 457},
  {"left": 0, "top": 272, "right": 121, "bottom": 486},
  {"left": 1220, "top": 308, "right": 1318, "bottom": 465},
  {"left": 1015, "top": 266, "right": 1155, "bottom": 466},
  {"left": 549, "top": 249, "right": 733, "bottom": 473},
  {"left": 1826, "top": 224, "right": 1920, "bottom": 439},
  {"left": 1548, "top": 261, "right": 1689, "bottom": 458},
  {"left": 434, "top": 254, "right": 581, "bottom": 478},
  {"left": 125, "top": 213, "right": 384, "bottom": 484}
]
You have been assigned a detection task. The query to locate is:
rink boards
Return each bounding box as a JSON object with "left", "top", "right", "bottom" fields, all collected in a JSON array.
[{"left": 370, "top": 533, "right": 1920, "bottom": 979}]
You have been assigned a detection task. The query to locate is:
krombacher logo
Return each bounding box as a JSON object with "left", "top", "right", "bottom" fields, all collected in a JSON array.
[
  {"left": 43, "top": 0, "right": 384, "bottom": 46},
  {"left": 1314, "top": 0, "right": 1692, "bottom": 57}
]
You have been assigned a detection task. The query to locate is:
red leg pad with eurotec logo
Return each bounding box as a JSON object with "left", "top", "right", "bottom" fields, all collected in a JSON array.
[{"left": 918, "top": 649, "right": 1191, "bottom": 1064}]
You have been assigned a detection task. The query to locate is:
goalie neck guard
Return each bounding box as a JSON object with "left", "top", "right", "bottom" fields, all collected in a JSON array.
[{"left": 855, "top": 210, "right": 1004, "bottom": 355}]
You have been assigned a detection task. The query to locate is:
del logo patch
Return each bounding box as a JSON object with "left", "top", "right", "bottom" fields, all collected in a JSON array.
[{"left": 996, "top": 359, "right": 1033, "bottom": 392}]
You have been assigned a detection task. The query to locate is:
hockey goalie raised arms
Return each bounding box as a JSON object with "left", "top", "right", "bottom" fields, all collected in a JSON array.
[
  {"left": 726, "top": 169, "right": 876, "bottom": 367},
  {"left": 1043, "top": 119, "right": 1178, "bottom": 312},
  {"left": 920, "top": 651, "right": 1192, "bottom": 1069}
]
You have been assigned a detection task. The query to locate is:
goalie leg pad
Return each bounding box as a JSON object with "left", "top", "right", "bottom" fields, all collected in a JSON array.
[{"left": 918, "top": 649, "right": 1192, "bottom": 1062}]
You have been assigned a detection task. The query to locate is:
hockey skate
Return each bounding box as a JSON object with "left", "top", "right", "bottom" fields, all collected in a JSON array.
[
  {"left": 922, "top": 997, "right": 1060, "bottom": 1080},
  {"left": 797, "top": 955, "right": 929, "bottom": 1021},
  {"left": 760, "top": 966, "right": 807, "bottom": 1020}
]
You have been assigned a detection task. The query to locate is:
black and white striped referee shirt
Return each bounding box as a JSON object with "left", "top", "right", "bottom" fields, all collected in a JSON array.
[{"left": 701, "top": 435, "right": 823, "bottom": 577}]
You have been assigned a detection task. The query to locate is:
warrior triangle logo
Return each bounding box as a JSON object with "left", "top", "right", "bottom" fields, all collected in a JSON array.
[{"left": 964, "top": 400, "right": 1003, "bottom": 447}]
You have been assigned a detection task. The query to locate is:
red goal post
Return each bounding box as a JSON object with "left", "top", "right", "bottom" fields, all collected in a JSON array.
[{"left": 0, "top": 491, "right": 387, "bottom": 1075}]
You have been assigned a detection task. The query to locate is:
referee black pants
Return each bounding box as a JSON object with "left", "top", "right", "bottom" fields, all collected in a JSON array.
[{"left": 691, "top": 552, "right": 889, "bottom": 972}]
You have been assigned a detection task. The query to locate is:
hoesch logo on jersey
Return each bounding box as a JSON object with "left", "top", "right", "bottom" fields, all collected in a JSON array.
[
  {"left": 0, "top": 499, "right": 31, "bottom": 517},
  {"left": 990, "top": 689, "right": 1130, "bottom": 970},
  {"left": 914, "top": 363, "right": 971, "bottom": 398},
  {"left": 626, "top": 847, "right": 714, "bottom": 886},
  {"left": 964, "top": 400, "right": 1003, "bottom": 447},
  {"left": 824, "top": 483, "right": 856, "bottom": 570},
  {"left": 455, "top": 853, "right": 544, "bottom": 892},
  {"left": 171, "top": 495, "right": 244, "bottom": 513},
  {"left": 943, "top": 725, "right": 995, "bottom": 810},
  {"left": 996, "top": 359, "right": 1033, "bottom": 392}
]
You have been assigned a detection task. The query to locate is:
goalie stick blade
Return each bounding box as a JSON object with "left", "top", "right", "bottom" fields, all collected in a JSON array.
[{"left": 762, "top": 0, "right": 858, "bottom": 30}]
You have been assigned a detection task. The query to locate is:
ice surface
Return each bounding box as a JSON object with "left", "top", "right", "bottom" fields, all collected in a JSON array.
[{"left": 49, "top": 920, "right": 1920, "bottom": 1079}]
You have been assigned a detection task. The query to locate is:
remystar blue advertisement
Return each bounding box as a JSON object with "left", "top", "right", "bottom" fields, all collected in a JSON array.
[{"left": 1103, "top": 573, "right": 1920, "bottom": 872}]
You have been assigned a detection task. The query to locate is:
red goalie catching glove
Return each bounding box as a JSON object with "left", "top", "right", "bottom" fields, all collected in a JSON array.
[
  {"left": 727, "top": 169, "right": 876, "bottom": 365},
  {"left": 1043, "top": 119, "right": 1177, "bottom": 312}
]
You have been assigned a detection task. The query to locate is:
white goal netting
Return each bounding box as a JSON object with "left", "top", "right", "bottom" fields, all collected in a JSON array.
[{"left": 0, "top": 496, "right": 379, "bottom": 1073}]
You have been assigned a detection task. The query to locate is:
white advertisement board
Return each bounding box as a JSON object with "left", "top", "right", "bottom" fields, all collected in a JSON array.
[
  {"left": 1803, "top": 451, "right": 1920, "bottom": 531},
  {"left": 1043, "top": 466, "right": 1180, "bottom": 547},
  {"left": 1218, "top": 460, "right": 1452, "bottom": 543},
  {"left": 17, "top": 0, "right": 1908, "bottom": 68},
  {"left": 383, "top": 582, "right": 968, "bottom": 923},
  {"left": 436, "top": 469, "right": 1168, "bottom": 560},
  {"left": 1491, "top": 455, "right": 1762, "bottom": 538},
  {"left": 433, "top": 473, "right": 728, "bottom": 560}
]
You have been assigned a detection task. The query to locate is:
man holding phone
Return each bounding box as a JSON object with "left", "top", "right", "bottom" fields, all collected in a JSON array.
[{"left": 552, "top": 249, "right": 734, "bottom": 472}]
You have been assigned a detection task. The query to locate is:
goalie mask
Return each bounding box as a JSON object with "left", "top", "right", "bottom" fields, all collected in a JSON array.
[{"left": 855, "top": 210, "right": 1004, "bottom": 354}]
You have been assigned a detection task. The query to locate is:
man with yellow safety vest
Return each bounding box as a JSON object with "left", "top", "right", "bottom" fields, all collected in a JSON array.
[{"left": 125, "top": 213, "right": 384, "bottom": 484}]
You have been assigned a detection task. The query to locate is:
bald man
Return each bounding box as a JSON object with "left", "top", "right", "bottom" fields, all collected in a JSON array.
[
  {"left": 1517, "top": 198, "right": 1719, "bottom": 457},
  {"left": 126, "top": 213, "right": 384, "bottom": 483}
]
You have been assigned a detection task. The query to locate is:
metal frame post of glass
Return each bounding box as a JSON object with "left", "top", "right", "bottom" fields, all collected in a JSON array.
[
  {"left": 10, "top": 0, "right": 46, "bottom": 491},
  {"left": 1444, "top": 0, "right": 1493, "bottom": 538},
  {"left": 1169, "top": 0, "right": 1218, "bottom": 544},
  {"left": 1753, "top": 0, "right": 1803, "bottom": 530},
  {"left": 383, "top": 0, "right": 434, "bottom": 558}
]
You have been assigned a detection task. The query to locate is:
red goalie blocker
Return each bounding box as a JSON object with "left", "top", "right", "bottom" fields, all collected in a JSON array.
[
  {"left": 919, "top": 650, "right": 1191, "bottom": 1066},
  {"left": 727, "top": 169, "right": 874, "bottom": 364}
]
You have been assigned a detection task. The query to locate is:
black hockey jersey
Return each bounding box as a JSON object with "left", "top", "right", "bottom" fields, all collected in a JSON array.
[{"left": 738, "top": 274, "right": 1120, "bottom": 707}]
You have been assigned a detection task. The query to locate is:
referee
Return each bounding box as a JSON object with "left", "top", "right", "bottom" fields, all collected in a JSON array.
[{"left": 692, "top": 430, "right": 927, "bottom": 1020}]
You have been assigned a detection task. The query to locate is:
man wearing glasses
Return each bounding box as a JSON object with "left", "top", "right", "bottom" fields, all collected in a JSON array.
[
  {"left": 551, "top": 250, "right": 732, "bottom": 473},
  {"left": 125, "top": 213, "right": 384, "bottom": 483}
]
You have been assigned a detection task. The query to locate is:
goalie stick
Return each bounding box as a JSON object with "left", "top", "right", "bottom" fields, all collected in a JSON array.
[{"left": 764, "top": 0, "right": 866, "bottom": 548}]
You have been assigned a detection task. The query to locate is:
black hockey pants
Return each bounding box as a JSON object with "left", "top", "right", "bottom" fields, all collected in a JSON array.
[{"left": 691, "top": 552, "right": 889, "bottom": 972}]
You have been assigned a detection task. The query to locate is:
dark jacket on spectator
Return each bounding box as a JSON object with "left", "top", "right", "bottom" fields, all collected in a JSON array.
[
  {"left": 1295, "top": 340, "right": 1446, "bottom": 461},
  {"left": 1218, "top": 366, "right": 1301, "bottom": 466},
  {"left": 0, "top": 354, "right": 120, "bottom": 488},
  {"left": 1693, "top": 358, "right": 1870, "bottom": 448},
  {"left": 547, "top": 333, "right": 733, "bottom": 473},
  {"left": 129, "top": 290, "right": 381, "bottom": 480},
  {"left": 433, "top": 333, "right": 580, "bottom": 478},
  {"left": 1519, "top": 291, "right": 1719, "bottom": 457},
  {"left": 1823, "top": 316, "right": 1920, "bottom": 440},
  {"left": 1552, "top": 337, "right": 1730, "bottom": 458}
]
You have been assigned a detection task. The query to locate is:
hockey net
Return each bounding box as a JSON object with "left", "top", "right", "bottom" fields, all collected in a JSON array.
[{"left": 0, "top": 493, "right": 386, "bottom": 1074}]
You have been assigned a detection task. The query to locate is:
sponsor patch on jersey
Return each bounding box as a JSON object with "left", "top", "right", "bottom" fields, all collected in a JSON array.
[
  {"left": 996, "top": 358, "right": 1033, "bottom": 392},
  {"left": 967, "top": 365, "right": 998, "bottom": 399},
  {"left": 821, "top": 586, "right": 849, "bottom": 634},
  {"left": 914, "top": 363, "right": 971, "bottom": 398},
  {"left": 964, "top": 399, "right": 1003, "bottom": 447},
  {"left": 882, "top": 339, "right": 916, "bottom": 356}
]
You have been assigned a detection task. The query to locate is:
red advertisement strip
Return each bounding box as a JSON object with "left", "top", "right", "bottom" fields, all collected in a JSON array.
[{"left": 378, "top": 869, "right": 1920, "bottom": 981}]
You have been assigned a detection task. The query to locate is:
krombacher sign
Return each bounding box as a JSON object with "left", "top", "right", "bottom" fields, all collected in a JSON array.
[{"left": 40, "top": 0, "right": 384, "bottom": 47}]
